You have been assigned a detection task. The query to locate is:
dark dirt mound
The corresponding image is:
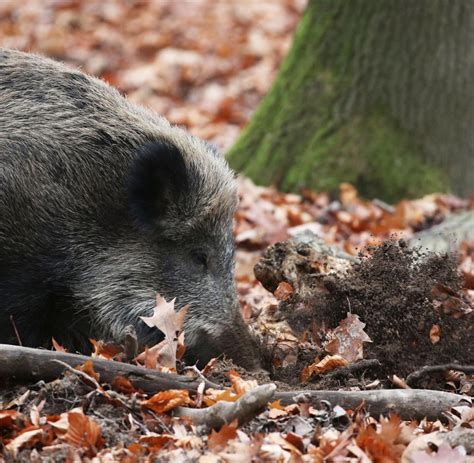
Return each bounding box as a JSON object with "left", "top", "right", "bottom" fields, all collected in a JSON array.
[
  {"left": 256, "top": 240, "right": 473, "bottom": 385},
  {"left": 315, "top": 241, "right": 473, "bottom": 378}
]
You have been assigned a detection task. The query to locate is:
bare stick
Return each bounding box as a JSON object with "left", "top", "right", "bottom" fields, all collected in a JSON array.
[
  {"left": 406, "top": 364, "right": 474, "bottom": 387},
  {"left": 275, "top": 389, "right": 467, "bottom": 421},
  {"left": 175, "top": 384, "right": 276, "bottom": 429},
  {"left": 9, "top": 316, "right": 22, "bottom": 346},
  {"left": 0, "top": 344, "right": 215, "bottom": 393},
  {"left": 52, "top": 359, "right": 103, "bottom": 389}
]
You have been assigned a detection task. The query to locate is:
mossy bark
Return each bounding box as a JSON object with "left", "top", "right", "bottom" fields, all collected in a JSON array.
[{"left": 227, "top": 0, "right": 474, "bottom": 202}]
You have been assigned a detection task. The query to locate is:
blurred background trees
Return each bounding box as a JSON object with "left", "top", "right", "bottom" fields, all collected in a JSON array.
[
  {"left": 0, "top": 0, "right": 472, "bottom": 202},
  {"left": 228, "top": 0, "right": 474, "bottom": 201}
]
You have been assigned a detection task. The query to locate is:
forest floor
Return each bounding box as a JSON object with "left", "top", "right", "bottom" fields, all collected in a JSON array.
[
  {"left": 0, "top": 1, "right": 473, "bottom": 461},
  {"left": 0, "top": 180, "right": 473, "bottom": 462}
]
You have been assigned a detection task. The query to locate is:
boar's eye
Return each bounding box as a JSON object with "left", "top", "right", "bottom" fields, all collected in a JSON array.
[{"left": 191, "top": 250, "right": 208, "bottom": 270}]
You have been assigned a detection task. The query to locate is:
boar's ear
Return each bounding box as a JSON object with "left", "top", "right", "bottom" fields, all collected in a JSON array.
[{"left": 128, "top": 140, "right": 189, "bottom": 230}]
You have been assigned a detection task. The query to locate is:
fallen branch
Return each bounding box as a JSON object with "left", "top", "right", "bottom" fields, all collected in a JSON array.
[
  {"left": 275, "top": 389, "right": 467, "bottom": 421},
  {"left": 406, "top": 364, "right": 474, "bottom": 387},
  {"left": 175, "top": 384, "right": 276, "bottom": 429},
  {"left": 0, "top": 345, "right": 467, "bottom": 422},
  {"left": 0, "top": 344, "right": 221, "bottom": 393}
]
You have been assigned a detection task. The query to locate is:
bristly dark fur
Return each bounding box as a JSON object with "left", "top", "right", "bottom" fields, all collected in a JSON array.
[
  {"left": 128, "top": 140, "right": 190, "bottom": 231},
  {"left": 0, "top": 49, "right": 261, "bottom": 369}
]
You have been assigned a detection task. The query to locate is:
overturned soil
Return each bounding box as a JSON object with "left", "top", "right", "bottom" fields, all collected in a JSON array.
[{"left": 255, "top": 240, "right": 474, "bottom": 388}]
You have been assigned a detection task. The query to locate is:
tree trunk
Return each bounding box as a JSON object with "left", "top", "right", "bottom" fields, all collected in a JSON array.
[{"left": 227, "top": 0, "right": 474, "bottom": 202}]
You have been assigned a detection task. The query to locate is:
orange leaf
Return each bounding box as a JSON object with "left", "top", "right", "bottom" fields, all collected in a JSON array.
[
  {"left": 0, "top": 410, "right": 22, "bottom": 428},
  {"left": 274, "top": 281, "right": 294, "bottom": 301},
  {"left": 202, "top": 357, "right": 218, "bottom": 375},
  {"left": 302, "top": 355, "right": 348, "bottom": 382},
  {"left": 142, "top": 390, "right": 190, "bottom": 414},
  {"left": 229, "top": 369, "right": 258, "bottom": 396},
  {"left": 52, "top": 337, "right": 67, "bottom": 352},
  {"left": 203, "top": 388, "right": 238, "bottom": 406},
  {"left": 429, "top": 324, "right": 441, "bottom": 344},
  {"left": 5, "top": 428, "right": 43, "bottom": 456},
  {"left": 89, "top": 339, "right": 122, "bottom": 360},
  {"left": 207, "top": 420, "right": 238, "bottom": 451},
  {"left": 76, "top": 360, "right": 100, "bottom": 382},
  {"left": 112, "top": 376, "right": 136, "bottom": 394},
  {"left": 268, "top": 399, "right": 285, "bottom": 410},
  {"left": 65, "top": 411, "right": 104, "bottom": 454},
  {"left": 140, "top": 434, "right": 176, "bottom": 450}
]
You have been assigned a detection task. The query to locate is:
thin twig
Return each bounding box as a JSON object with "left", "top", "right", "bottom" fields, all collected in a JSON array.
[
  {"left": 52, "top": 359, "right": 102, "bottom": 390},
  {"left": 184, "top": 365, "right": 223, "bottom": 389},
  {"left": 9, "top": 316, "right": 22, "bottom": 346},
  {"left": 406, "top": 364, "right": 474, "bottom": 387}
]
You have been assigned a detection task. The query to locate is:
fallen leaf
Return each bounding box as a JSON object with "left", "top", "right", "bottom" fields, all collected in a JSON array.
[
  {"left": 140, "top": 294, "right": 189, "bottom": 369},
  {"left": 302, "top": 355, "right": 348, "bottom": 382},
  {"left": 229, "top": 369, "right": 258, "bottom": 396},
  {"left": 5, "top": 428, "right": 43, "bottom": 456},
  {"left": 325, "top": 313, "right": 372, "bottom": 362},
  {"left": 76, "top": 359, "right": 100, "bottom": 382},
  {"left": 142, "top": 389, "right": 191, "bottom": 414},
  {"left": 274, "top": 281, "right": 294, "bottom": 301},
  {"left": 51, "top": 337, "right": 67, "bottom": 352},
  {"left": 207, "top": 420, "right": 238, "bottom": 451},
  {"left": 429, "top": 324, "right": 441, "bottom": 344},
  {"left": 65, "top": 409, "right": 104, "bottom": 454}
]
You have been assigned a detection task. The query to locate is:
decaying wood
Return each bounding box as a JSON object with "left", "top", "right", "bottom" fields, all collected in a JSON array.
[
  {"left": 275, "top": 389, "right": 467, "bottom": 421},
  {"left": 0, "top": 344, "right": 220, "bottom": 393},
  {"left": 175, "top": 384, "right": 276, "bottom": 429},
  {"left": 406, "top": 363, "right": 474, "bottom": 387}
]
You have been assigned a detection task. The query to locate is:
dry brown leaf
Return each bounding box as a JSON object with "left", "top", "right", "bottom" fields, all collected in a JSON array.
[
  {"left": 429, "top": 324, "right": 441, "bottom": 344},
  {"left": 202, "top": 357, "right": 219, "bottom": 375},
  {"left": 356, "top": 415, "right": 404, "bottom": 462},
  {"left": 203, "top": 388, "right": 238, "bottom": 406},
  {"left": 207, "top": 420, "right": 238, "bottom": 451},
  {"left": 89, "top": 339, "right": 122, "bottom": 360},
  {"left": 112, "top": 376, "right": 136, "bottom": 394},
  {"left": 274, "top": 281, "right": 294, "bottom": 301},
  {"left": 140, "top": 294, "right": 189, "bottom": 368},
  {"left": 302, "top": 355, "right": 348, "bottom": 382},
  {"left": 51, "top": 337, "right": 67, "bottom": 352},
  {"left": 76, "top": 359, "right": 100, "bottom": 382},
  {"left": 142, "top": 389, "right": 191, "bottom": 414},
  {"left": 5, "top": 428, "right": 44, "bottom": 456},
  {"left": 325, "top": 313, "right": 372, "bottom": 362},
  {"left": 0, "top": 410, "right": 22, "bottom": 428},
  {"left": 64, "top": 410, "right": 104, "bottom": 453},
  {"left": 140, "top": 434, "right": 176, "bottom": 450},
  {"left": 229, "top": 369, "right": 258, "bottom": 396}
]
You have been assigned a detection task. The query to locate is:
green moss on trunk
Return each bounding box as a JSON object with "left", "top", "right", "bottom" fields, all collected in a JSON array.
[{"left": 227, "top": 0, "right": 473, "bottom": 201}]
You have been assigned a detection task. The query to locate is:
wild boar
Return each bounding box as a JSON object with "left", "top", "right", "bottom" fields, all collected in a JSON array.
[{"left": 0, "top": 49, "right": 261, "bottom": 369}]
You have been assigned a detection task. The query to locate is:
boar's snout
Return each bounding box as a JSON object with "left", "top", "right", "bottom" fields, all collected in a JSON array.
[{"left": 184, "top": 310, "right": 263, "bottom": 371}]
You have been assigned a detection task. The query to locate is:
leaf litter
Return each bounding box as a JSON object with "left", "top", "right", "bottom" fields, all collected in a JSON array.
[{"left": 0, "top": 0, "right": 473, "bottom": 460}]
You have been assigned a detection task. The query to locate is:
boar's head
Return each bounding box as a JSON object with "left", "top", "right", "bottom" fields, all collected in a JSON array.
[{"left": 83, "top": 136, "right": 261, "bottom": 370}]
